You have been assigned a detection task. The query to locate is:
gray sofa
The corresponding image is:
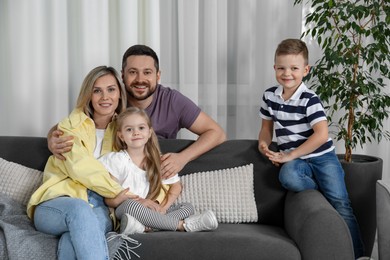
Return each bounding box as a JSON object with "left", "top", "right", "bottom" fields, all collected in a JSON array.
[
  {"left": 376, "top": 180, "right": 390, "bottom": 260},
  {"left": 0, "top": 136, "right": 374, "bottom": 260}
]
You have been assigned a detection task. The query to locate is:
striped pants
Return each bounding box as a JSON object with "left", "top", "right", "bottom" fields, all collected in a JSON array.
[{"left": 115, "top": 199, "right": 195, "bottom": 231}]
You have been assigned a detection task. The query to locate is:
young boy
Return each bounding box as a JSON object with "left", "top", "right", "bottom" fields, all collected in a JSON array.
[{"left": 258, "top": 39, "right": 364, "bottom": 258}]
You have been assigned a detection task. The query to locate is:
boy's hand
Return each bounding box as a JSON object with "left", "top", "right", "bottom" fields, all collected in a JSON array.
[
  {"left": 48, "top": 129, "right": 74, "bottom": 160},
  {"left": 265, "top": 150, "right": 295, "bottom": 165},
  {"left": 259, "top": 142, "right": 280, "bottom": 166},
  {"left": 259, "top": 142, "right": 270, "bottom": 155}
]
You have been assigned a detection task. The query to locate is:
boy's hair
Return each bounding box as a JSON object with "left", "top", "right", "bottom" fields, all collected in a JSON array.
[
  {"left": 114, "top": 107, "right": 164, "bottom": 201},
  {"left": 122, "top": 44, "right": 160, "bottom": 72},
  {"left": 275, "top": 39, "right": 309, "bottom": 65},
  {"left": 76, "top": 66, "right": 127, "bottom": 118}
]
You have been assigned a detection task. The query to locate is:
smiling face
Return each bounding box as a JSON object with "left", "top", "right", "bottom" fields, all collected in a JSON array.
[
  {"left": 274, "top": 54, "right": 310, "bottom": 95},
  {"left": 122, "top": 55, "right": 161, "bottom": 108},
  {"left": 117, "top": 113, "right": 152, "bottom": 151},
  {"left": 91, "top": 74, "right": 120, "bottom": 120}
]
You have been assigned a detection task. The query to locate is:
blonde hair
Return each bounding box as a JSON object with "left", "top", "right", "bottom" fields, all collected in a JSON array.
[
  {"left": 114, "top": 107, "right": 165, "bottom": 201},
  {"left": 275, "top": 39, "right": 309, "bottom": 65},
  {"left": 75, "top": 66, "right": 127, "bottom": 118}
]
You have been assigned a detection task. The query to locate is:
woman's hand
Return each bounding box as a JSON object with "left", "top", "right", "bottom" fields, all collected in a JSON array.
[{"left": 104, "top": 188, "right": 139, "bottom": 208}]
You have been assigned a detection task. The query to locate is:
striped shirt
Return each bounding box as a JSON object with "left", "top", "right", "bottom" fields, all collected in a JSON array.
[{"left": 259, "top": 82, "right": 334, "bottom": 159}]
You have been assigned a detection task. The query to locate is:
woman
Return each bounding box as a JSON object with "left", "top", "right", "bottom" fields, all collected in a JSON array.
[{"left": 27, "top": 66, "right": 134, "bottom": 260}]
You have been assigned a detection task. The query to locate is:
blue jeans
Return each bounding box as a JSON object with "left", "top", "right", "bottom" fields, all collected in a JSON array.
[
  {"left": 34, "top": 190, "right": 113, "bottom": 260},
  {"left": 278, "top": 150, "right": 364, "bottom": 258}
]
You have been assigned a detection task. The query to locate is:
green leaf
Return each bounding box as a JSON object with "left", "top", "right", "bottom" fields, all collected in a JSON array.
[{"left": 292, "top": 0, "right": 390, "bottom": 157}]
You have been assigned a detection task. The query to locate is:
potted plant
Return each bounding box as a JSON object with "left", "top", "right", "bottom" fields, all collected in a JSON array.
[{"left": 293, "top": 0, "right": 390, "bottom": 256}]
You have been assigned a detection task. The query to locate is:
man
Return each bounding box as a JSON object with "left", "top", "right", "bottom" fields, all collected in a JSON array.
[{"left": 49, "top": 45, "right": 226, "bottom": 178}]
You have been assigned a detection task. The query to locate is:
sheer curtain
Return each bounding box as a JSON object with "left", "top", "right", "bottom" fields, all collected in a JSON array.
[
  {"left": 0, "top": 0, "right": 388, "bottom": 179},
  {"left": 159, "top": 1, "right": 302, "bottom": 140}
]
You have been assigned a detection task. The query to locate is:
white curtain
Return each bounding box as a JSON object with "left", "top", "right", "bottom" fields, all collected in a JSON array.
[{"left": 1, "top": 0, "right": 388, "bottom": 179}]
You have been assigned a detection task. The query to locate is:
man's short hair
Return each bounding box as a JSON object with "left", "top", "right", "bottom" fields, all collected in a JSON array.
[{"left": 122, "top": 44, "right": 160, "bottom": 72}]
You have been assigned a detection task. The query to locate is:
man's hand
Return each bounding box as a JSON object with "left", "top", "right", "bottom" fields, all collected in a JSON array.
[
  {"left": 48, "top": 129, "right": 74, "bottom": 160},
  {"left": 104, "top": 188, "right": 139, "bottom": 208},
  {"left": 160, "top": 153, "right": 186, "bottom": 179}
]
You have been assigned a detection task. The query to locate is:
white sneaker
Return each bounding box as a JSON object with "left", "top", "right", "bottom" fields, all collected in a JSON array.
[
  {"left": 183, "top": 210, "right": 218, "bottom": 232},
  {"left": 120, "top": 214, "right": 145, "bottom": 235}
]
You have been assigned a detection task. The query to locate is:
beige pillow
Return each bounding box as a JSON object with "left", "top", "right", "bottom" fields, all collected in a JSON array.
[
  {"left": 176, "top": 164, "right": 258, "bottom": 223},
  {"left": 0, "top": 157, "right": 43, "bottom": 205}
]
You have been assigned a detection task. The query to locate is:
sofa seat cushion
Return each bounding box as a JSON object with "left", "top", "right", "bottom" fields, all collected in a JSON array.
[{"left": 130, "top": 224, "right": 301, "bottom": 260}]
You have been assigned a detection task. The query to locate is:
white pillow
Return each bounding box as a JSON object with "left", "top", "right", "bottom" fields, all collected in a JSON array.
[
  {"left": 176, "top": 164, "right": 258, "bottom": 223},
  {"left": 0, "top": 157, "right": 43, "bottom": 205}
]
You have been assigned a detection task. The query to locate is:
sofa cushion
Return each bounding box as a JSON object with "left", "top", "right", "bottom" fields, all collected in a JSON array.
[
  {"left": 176, "top": 164, "right": 258, "bottom": 223},
  {"left": 160, "top": 139, "right": 286, "bottom": 226},
  {"left": 0, "top": 157, "right": 43, "bottom": 205},
  {"left": 131, "top": 224, "right": 301, "bottom": 260},
  {"left": 0, "top": 136, "right": 51, "bottom": 171}
]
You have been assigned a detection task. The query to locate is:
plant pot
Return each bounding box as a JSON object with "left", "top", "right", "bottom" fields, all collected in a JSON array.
[{"left": 339, "top": 154, "right": 383, "bottom": 257}]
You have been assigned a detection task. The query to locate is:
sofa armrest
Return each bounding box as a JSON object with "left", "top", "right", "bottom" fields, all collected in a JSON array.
[
  {"left": 284, "top": 190, "right": 354, "bottom": 260},
  {"left": 376, "top": 180, "right": 390, "bottom": 260}
]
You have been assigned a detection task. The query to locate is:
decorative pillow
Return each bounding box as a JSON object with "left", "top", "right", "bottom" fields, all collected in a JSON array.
[
  {"left": 0, "top": 157, "right": 43, "bottom": 205},
  {"left": 176, "top": 164, "right": 258, "bottom": 223}
]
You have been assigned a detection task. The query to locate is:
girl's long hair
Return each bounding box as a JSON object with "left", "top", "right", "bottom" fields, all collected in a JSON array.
[{"left": 114, "top": 107, "right": 166, "bottom": 201}]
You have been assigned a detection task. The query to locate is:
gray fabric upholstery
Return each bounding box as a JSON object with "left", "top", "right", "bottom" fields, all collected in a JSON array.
[
  {"left": 285, "top": 190, "right": 354, "bottom": 260},
  {"left": 0, "top": 136, "right": 51, "bottom": 170},
  {"left": 131, "top": 224, "right": 301, "bottom": 260},
  {"left": 0, "top": 195, "right": 58, "bottom": 259},
  {"left": 0, "top": 136, "right": 365, "bottom": 259},
  {"left": 376, "top": 180, "right": 390, "bottom": 260},
  {"left": 159, "top": 139, "right": 285, "bottom": 226}
]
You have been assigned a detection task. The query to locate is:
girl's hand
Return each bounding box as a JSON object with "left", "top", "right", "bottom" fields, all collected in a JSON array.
[
  {"left": 105, "top": 188, "right": 138, "bottom": 208},
  {"left": 137, "top": 198, "right": 164, "bottom": 213}
]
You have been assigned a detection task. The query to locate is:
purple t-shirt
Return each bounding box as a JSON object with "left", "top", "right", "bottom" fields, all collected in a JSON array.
[{"left": 144, "top": 84, "right": 201, "bottom": 139}]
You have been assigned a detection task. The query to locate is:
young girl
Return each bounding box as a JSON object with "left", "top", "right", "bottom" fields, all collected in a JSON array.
[{"left": 99, "top": 107, "right": 218, "bottom": 234}]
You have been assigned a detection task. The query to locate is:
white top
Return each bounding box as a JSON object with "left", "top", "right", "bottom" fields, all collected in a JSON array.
[
  {"left": 98, "top": 150, "right": 180, "bottom": 198},
  {"left": 94, "top": 129, "right": 106, "bottom": 159}
]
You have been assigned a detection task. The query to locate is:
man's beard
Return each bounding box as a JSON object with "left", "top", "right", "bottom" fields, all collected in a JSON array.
[{"left": 126, "top": 84, "right": 156, "bottom": 101}]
